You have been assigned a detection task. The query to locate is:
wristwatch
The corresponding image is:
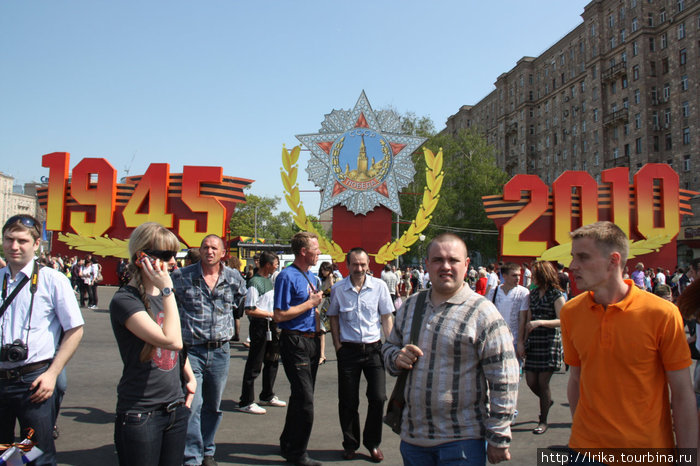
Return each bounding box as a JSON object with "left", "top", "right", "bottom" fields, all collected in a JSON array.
[{"left": 161, "top": 287, "right": 173, "bottom": 297}]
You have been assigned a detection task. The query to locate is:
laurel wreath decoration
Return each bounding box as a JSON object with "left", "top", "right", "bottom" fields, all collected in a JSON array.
[
  {"left": 537, "top": 235, "right": 673, "bottom": 266},
  {"left": 281, "top": 144, "right": 444, "bottom": 264},
  {"left": 58, "top": 232, "right": 188, "bottom": 259},
  {"left": 58, "top": 233, "right": 131, "bottom": 258}
]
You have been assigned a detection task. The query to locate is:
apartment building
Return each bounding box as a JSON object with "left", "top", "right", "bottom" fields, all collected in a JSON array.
[{"left": 445, "top": 0, "right": 699, "bottom": 250}]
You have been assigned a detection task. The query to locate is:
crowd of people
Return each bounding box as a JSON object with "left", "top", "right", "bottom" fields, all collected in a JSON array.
[{"left": 1, "top": 214, "right": 699, "bottom": 466}]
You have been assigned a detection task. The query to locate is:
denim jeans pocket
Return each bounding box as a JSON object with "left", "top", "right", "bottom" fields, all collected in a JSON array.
[{"left": 119, "top": 411, "right": 151, "bottom": 427}]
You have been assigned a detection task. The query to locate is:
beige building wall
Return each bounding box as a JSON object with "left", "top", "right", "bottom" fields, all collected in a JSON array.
[{"left": 445, "top": 0, "right": 700, "bottom": 225}]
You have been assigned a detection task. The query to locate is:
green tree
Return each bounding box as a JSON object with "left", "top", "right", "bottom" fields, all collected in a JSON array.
[{"left": 399, "top": 127, "right": 508, "bottom": 265}]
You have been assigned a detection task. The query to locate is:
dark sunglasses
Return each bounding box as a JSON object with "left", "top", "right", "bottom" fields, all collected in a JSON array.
[
  {"left": 3, "top": 215, "right": 40, "bottom": 233},
  {"left": 143, "top": 249, "right": 178, "bottom": 261}
]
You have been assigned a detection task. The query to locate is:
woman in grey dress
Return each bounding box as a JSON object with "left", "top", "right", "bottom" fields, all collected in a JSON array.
[{"left": 523, "top": 261, "right": 566, "bottom": 435}]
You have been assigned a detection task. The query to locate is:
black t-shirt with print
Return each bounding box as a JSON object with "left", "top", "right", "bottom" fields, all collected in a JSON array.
[{"left": 110, "top": 286, "right": 184, "bottom": 413}]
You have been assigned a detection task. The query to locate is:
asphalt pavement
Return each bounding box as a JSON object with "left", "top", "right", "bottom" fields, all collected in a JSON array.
[{"left": 49, "top": 286, "right": 575, "bottom": 466}]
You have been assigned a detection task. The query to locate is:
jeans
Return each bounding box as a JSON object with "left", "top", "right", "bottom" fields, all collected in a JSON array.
[
  {"left": 279, "top": 333, "right": 319, "bottom": 461},
  {"left": 184, "top": 342, "right": 231, "bottom": 465},
  {"left": 0, "top": 365, "right": 57, "bottom": 466},
  {"left": 114, "top": 404, "right": 190, "bottom": 466},
  {"left": 400, "top": 439, "right": 486, "bottom": 466},
  {"left": 336, "top": 341, "right": 386, "bottom": 451},
  {"left": 239, "top": 318, "right": 279, "bottom": 406}
]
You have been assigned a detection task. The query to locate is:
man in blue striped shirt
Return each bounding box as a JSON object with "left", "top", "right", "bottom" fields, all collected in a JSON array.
[{"left": 382, "top": 233, "right": 519, "bottom": 466}]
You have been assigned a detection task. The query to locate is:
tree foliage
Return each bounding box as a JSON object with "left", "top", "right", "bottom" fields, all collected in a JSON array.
[
  {"left": 399, "top": 126, "right": 509, "bottom": 265},
  {"left": 228, "top": 192, "right": 302, "bottom": 243}
]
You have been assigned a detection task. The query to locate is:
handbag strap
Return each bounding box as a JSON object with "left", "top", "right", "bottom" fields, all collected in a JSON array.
[{"left": 392, "top": 289, "right": 431, "bottom": 397}]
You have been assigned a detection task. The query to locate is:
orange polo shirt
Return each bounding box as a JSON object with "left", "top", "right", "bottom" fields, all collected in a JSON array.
[{"left": 560, "top": 280, "right": 691, "bottom": 449}]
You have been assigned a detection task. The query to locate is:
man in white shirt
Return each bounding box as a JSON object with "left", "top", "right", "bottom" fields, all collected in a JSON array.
[
  {"left": 655, "top": 267, "right": 667, "bottom": 288},
  {"left": 486, "top": 263, "right": 529, "bottom": 360},
  {"left": 485, "top": 264, "right": 499, "bottom": 297},
  {"left": 0, "top": 215, "right": 84, "bottom": 465},
  {"left": 328, "top": 248, "right": 394, "bottom": 462}
]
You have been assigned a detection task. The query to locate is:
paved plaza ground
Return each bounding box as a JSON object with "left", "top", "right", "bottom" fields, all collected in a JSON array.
[{"left": 49, "top": 286, "right": 578, "bottom": 465}]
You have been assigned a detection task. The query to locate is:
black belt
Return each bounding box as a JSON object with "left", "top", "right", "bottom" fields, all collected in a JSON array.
[
  {"left": 281, "top": 329, "right": 320, "bottom": 338},
  {"left": 341, "top": 341, "right": 382, "bottom": 351},
  {"left": 0, "top": 360, "right": 52, "bottom": 380},
  {"left": 158, "top": 400, "right": 186, "bottom": 413},
  {"left": 196, "top": 341, "right": 228, "bottom": 349}
]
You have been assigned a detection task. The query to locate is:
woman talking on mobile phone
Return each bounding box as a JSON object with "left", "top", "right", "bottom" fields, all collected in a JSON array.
[{"left": 110, "top": 222, "right": 196, "bottom": 466}]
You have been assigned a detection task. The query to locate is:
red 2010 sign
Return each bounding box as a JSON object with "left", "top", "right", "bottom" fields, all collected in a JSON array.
[
  {"left": 483, "top": 164, "right": 695, "bottom": 262},
  {"left": 39, "top": 152, "right": 252, "bottom": 249}
]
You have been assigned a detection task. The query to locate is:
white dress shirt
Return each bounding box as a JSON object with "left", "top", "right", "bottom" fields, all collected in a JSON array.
[{"left": 327, "top": 275, "right": 393, "bottom": 343}]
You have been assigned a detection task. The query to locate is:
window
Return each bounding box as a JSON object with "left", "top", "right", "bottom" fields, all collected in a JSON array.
[
  {"left": 635, "top": 113, "right": 642, "bottom": 128},
  {"left": 665, "top": 108, "right": 671, "bottom": 126},
  {"left": 623, "top": 97, "right": 629, "bottom": 109},
  {"left": 654, "top": 135, "right": 660, "bottom": 151},
  {"left": 611, "top": 81, "right": 617, "bottom": 94},
  {"left": 681, "top": 75, "right": 688, "bottom": 91},
  {"left": 633, "top": 65, "right": 640, "bottom": 80},
  {"left": 622, "top": 77, "right": 628, "bottom": 89},
  {"left": 660, "top": 9, "right": 666, "bottom": 23},
  {"left": 631, "top": 0, "right": 637, "bottom": 7},
  {"left": 594, "top": 130, "right": 600, "bottom": 143},
  {"left": 610, "top": 36, "right": 617, "bottom": 49},
  {"left": 581, "top": 80, "right": 586, "bottom": 93},
  {"left": 650, "top": 61, "right": 657, "bottom": 76},
  {"left": 609, "top": 14, "right": 615, "bottom": 27},
  {"left": 678, "top": 0, "right": 685, "bottom": 12},
  {"left": 613, "top": 147, "right": 619, "bottom": 159},
  {"left": 594, "top": 151, "right": 600, "bottom": 166},
  {"left": 665, "top": 133, "right": 672, "bottom": 150},
  {"left": 683, "top": 127, "right": 690, "bottom": 145},
  {"left": 663, "top": 83, "right": 671, "bottom": 100},
  {"left": 682, "top": 100, "right": 690, "bottom": 118},
  {"left": 591, "top": 23, "right": 596, "bottom": 37},
  {"left": 662, "top": 57, "right": 669, "bottom": 74},
  {"left": 634, "top": 89, "right": 640, "bottom": 104},
  {"left": 632, "top": 17, "right": 639, "bottom": 32},
  {"left": 636, "top": 137, "right": 642, "bottom": 154},
  {"left": 621, "top": 29, "right": 626, "bottom": 43},
  {"left": 592, "top": 65, "right": 597, "bottom": 79},
  {"left": 651, "top": 86, "right": 658, "bottom": 103},
  {"left": 648, "top": 13, "right": 654, "bottom": 27},
  {"left": 653, "top": 111, "right": 660, "bottom": 128},
  {"left": 632, "top": 41, "right": 639, "bottom": 56},
  {"left": 593, "top": 109, "right": 599, "bottom": 121},
  {"left": 624, "top": 123, "right": 630, "bottom": 136},
  {"left": 684, "top": 155, "right": 691, "bottom": 172},
  {"left": 620, "top": 6, "right": 625, "bottom": 20},
  {"left": 678, "top": 22, "right": 686, "bottom": 40},
  {"left": 661, "top": 33, "right": 667, "bottom": 49},
  {"left": 680, "top": 48, "right": 687, "bottom": 65},
  {"left": 582, "top": 120, "right": 587, "bottom": 132},
  {"left": 625, "top": 144, "right": 631, "bottom": 156},
  {"left": 649, "top": 37, "right": 655, "bottom": 52}
]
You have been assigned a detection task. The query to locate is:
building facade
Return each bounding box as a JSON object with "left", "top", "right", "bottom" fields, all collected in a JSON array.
[
  {"left": 0, "top": 172, "right": 42, "bottom": 231},
  {"left": 445, "top": 0, "right": 699, "bottom": 243}
]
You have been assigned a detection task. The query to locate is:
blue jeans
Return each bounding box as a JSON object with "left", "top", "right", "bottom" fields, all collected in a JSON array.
[
  {"left": 400, "top": 439, "right": 486, "bottom": 466},
  {"left": 114, "top": 404, "right": 190, "bottom": 466},
  {"left": 0, "top": 365, "right": 57, "bottom": 466},
  {"left": 184, "top": 343, "right": 231, "bottom": 465}
]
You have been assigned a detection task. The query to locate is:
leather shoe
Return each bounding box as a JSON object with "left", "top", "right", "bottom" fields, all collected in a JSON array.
[
  {"left": 342, "top": 450, "right": 356, "bottom": 460},
  {"left": 368, "top": 447, "right": 384, "bottom": 463},
  {"left": 291, "top": 453, "right": 322, "bottom": 466}
]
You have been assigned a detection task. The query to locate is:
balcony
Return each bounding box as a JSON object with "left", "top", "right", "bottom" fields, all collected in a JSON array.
[
  {"left": 603, "top": 109, "right": 629, "bottom": 127},
  {"left": 601, "top": 61, "right": 627, "bottom": 81},
  {"left": 604, "top": 155, "right": 631, "bottom": 169}
]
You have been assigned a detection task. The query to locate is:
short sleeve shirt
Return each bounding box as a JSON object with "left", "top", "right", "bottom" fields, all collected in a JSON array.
[
  {"left": 274, "top": 265, "right": 317, "bottom": 332},
  {"left": 560, "top": 280, "right": 691, "bottom": 448},
  {"left": 327, "top": 275, "right": 393, "bottom": 343}
]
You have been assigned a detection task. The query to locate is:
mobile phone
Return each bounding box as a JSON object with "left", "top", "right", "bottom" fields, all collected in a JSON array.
[{"left": 136, "top": 251, "right": 158, "bottom": 268}]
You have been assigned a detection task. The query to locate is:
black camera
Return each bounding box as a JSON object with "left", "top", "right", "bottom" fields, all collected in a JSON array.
[{"left": 0, "top": 340, "right": 28, "bottom": 363}]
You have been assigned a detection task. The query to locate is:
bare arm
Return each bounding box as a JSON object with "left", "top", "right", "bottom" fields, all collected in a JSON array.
[
  {"left": 273, "top": 291, "right": 323, "bottom": 323},
  {"left": 30, "top": 325, "right": 84, "bottom": 403},
  {"left": 330, "top": 315, "right": 341, "bottom": 351},
  {"left": 245, "top": 307, "right": 274, "bottom": 319},
  {"left": 567, "top": 365, "right": 581, "bottom": 418},
  {"left": 124, "top": 292, "right": 183, "bottom": 351},
  {"left": 183, "top": 357, "right": 196, "bottom": 408},
  {"left": 381, "top": 313, "right": 394, "bottom": 341},
  {"left": 528, "top": 296, "right": 565, "bottom": 331},
  {"left": 667, "top": 368, "right": 699, "bottom": 449}
]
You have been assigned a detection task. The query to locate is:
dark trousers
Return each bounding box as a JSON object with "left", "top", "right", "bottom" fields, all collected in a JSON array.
[
  {"left": 79, "top": 282, "right": 94, "bottom": 307},
  {"left": 239, "top": 318, "right": 279, "bottom": 406},
  {"left": 279, "top": 332, "right": 319, "bottom": 461},
  {"left": 336, "top": 342, "right": 386, "bottom": 452},
  {"left": 0, "top": 365, "right": 57, "bottom": 466},
  {"left": 114, "top": 404, "right": 190, "bottom": 466}
]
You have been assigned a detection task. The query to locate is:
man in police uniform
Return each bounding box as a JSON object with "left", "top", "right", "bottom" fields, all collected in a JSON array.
[{"left": 0, "top": 215, "right": 84, "bottom": 465}]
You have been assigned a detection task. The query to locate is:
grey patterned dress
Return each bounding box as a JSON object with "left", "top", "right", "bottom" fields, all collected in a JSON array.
[{"left": 524, "top": 287, "right": 565, "bottom": 372}]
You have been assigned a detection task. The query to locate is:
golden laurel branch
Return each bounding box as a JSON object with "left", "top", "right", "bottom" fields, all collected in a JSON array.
[
  {"left": 58, "top": 233, "right": 130, "bottom": 258},
  {"left": 58, "top": 232, "right": 189, "bottom": 259},
  {"left": 537, "top": 235, "right": 673, "bottom": 266},
  {"left": 280, "top": 145, "right": 444, "bottom": 264}
]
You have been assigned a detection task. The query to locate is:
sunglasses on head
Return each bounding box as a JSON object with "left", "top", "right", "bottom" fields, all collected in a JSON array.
[
  {"left": 3, "top": 215, "right": 40, "bottom": 233},
  {"left": 143, "top": 249, "right": 177, "bottom": 261}
]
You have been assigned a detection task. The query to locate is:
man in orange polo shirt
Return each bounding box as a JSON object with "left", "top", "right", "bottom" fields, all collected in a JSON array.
[{"left": 561, "top": 221, "right": 697, "bottom": 458}]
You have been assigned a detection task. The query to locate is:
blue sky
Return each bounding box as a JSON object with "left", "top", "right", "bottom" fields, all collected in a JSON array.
[{"left": 0, "top": 1, "right": 589, "bottom": 215}]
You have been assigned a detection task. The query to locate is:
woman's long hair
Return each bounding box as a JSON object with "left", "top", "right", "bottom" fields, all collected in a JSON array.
[
  {"left": 532, "top": 261, "right": 563, "bottom": 292},
  {"left": 127, "top": 222, "right": 180, "bottom": 362}
]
